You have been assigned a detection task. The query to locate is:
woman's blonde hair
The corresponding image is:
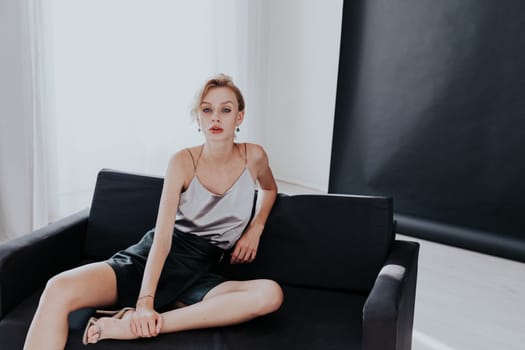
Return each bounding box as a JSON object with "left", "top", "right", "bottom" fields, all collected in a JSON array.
[{"left": 191, "top": 74, "right": 245, "bottom": 120}]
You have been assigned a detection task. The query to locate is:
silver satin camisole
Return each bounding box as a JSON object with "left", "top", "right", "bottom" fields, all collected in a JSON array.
[{"left": 174, "top": 146, "right": 256, "bottom": 250}]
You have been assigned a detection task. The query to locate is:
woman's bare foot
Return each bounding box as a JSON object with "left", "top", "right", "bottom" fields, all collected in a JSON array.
[{"left": 85, "top": 310, "right": 137, "bottom": 343}]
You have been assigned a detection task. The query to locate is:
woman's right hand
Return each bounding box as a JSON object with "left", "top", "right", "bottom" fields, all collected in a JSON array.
[{"left": 131, "top": 298, "right": 163, "bottom": 338}]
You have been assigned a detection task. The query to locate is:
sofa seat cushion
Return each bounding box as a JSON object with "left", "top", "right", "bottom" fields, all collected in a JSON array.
[{"left": 0, "top": 285, "right": 366, "bottom": 350}]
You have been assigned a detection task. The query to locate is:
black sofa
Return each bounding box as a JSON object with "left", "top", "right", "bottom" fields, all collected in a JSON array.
[{"left": 0, "top": 169, "right": 419, "bottom": 350}]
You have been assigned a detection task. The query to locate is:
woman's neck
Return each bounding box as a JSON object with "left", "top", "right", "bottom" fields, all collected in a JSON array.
[{"left": 202, "top": 140, "right": 237, "bottom": 164}]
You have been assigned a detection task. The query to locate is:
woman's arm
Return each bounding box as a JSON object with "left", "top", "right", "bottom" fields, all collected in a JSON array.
[
  {"left": 131, "top": 151, "right": 188, "bottom": 337},
  {"left": 231, "top": 144, "right": 277, "bottom": 264}
]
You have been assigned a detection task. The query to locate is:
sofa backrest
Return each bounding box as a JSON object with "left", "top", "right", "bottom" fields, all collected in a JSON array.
[
  {"left": 84, "top": 169, "right": 163, "bottom": 259},
  {"left": 85, "top": 169, "right": 394, "bottom": 293},
  {"left": 219, "top": 193, "right": 394, "bottom": 292}
]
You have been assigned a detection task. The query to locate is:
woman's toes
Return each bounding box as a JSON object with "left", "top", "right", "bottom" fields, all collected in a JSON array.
[
  {"left": 88, "top": 316, "right": 137, "bottom": 341},
  {"left": 86, "top": 323, "right": 101, "bottom": 343}
]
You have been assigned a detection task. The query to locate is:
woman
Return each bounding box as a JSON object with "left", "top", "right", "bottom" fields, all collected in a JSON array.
[{"left": 24, "top": 74, "right": 283, "bottom": 349}]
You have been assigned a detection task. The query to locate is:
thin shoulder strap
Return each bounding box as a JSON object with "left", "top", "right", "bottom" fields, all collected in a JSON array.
[
  {"left": 244, "top": 143, "right": 248, "bottom": 166},
  {"left": 195, "top": 144, "right": 204, "bottom": 168},
  {"left": 186, "top": 148, "right": 197, "bottom": 171}
]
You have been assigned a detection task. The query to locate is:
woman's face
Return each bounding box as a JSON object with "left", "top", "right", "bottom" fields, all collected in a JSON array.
[{"left": 197, "top": 87, "right": 244, "bottom": 140}]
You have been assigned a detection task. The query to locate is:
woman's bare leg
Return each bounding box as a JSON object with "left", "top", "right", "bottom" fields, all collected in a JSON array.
[
  {"left": 88, "top": 279, "right": 283, "bottom": 342},
  {"left": 162, "top": 279, "right": 283, "bottom": 332},
  {"left": 23, "top": 262, "right": 118, "bottom": 350}
]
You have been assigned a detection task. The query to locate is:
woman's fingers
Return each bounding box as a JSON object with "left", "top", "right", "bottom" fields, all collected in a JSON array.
[
  {"left": 147, "top": 318, "right": 157, "bottom": 337},
  {"left": 138, "top": 321, "right": 146, "bottom": 337},
  {"left": 248, "top": 249, "right": 257, "bottom": 262},
  {"left": 237, "top": 248, "right": 248, "bottom": 262},
  {"left": 140, "top": 319, "right": 152, "bottom": 337},
  {"left": 233, "top": 247, "right": 256, "bottom": 263},
  {"left": 131, "top": 313, "right": 161, "bottom": 337},
  {"left": 156, "top": 313, "right": 163, "bottom": 334},
  {"left": 145, "top": 314, "right": 162, "bottom": 336},
  {"left": 135, "top": 320, "right": 143, "bottom": 337},
  {"left": 130, "top": 320, "right": 137, "bottom": 336},
  {"left": 231, "top": 237, "right": 259, "bottom": 263},
  {"left": 231, "top": 246, "right": 242, "bottom": 263}
]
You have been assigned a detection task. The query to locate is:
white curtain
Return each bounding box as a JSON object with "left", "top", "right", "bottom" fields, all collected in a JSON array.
[
  {"left": 0, "top": 0, "right": 266, "bottom": 242},
  {"left": 0, "top": 0, "right": 49, "bottom": 241}
]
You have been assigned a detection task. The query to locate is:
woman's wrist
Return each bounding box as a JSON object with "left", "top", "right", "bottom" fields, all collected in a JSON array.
[
  {"left": 137, "top": 294, "right": 154, "bottom": 301},
  {"left": 248, "top": 220, "right": 265, "bottom": 234},
  {"left": 136, "top": 294, "right": 154, "bottom": 308}
]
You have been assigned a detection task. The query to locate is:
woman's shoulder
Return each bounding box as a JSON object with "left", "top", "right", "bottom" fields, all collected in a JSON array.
[
  {"left": 169, "top": 147, "right": 196, "bottom": 165},
  {"left": 166, "top": 147, "right": 200, "bottom": 179},
  {"left": 243, "top": 143, "right": 270, "bottom": 166}
]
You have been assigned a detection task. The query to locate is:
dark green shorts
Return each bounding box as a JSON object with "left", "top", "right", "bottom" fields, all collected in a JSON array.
[{"left": 106, "top": 228, "right": 227, "bottom": 310}]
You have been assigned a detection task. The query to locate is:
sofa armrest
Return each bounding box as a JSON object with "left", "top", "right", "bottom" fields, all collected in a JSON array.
[
  {"left": 362, "top": 240, "right": 419, "bottom": 350},
  {"left": 0, "top": 208, "right": 89, "bottom": 319}
]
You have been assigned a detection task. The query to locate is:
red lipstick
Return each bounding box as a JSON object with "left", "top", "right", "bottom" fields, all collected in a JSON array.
[{"left": 209, "top": 125, "right": 224, "bottom": 134}]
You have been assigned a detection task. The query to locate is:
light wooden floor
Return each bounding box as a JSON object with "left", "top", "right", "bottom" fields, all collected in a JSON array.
[{"left": 276, "top": 180, "right": 525, "bottom": 350}]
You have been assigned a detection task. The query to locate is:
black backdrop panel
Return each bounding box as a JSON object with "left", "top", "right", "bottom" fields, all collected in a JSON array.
[{"left": 330, "top": 0, "right": 525, "bottom": 262}]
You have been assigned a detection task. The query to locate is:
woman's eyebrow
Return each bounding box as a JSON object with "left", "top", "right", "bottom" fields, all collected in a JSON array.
[{"left": 200, "top": 100, "right": 234, "bottom": 105}]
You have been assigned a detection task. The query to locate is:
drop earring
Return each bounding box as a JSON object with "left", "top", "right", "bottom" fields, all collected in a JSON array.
[
  {"left": 198, "top": 127, "right": 201, "bottom": 132},
  {"left": 236, "top": 126, "right": 240, "bottom": 132}
]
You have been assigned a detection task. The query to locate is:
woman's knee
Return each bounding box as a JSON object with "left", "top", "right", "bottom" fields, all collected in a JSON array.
[
  {"left": 253, "top": 279, "right": 283, "bottom": 315},
  {"left": 40, "top": 272, "right": 81, "bottom": 311}
]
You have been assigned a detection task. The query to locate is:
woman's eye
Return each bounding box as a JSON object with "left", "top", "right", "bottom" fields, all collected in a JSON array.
[
  {"left": 202, "top": 107, "right": 212, "bottom": 113},
  {"left": 222, "top": 108, "right": 232, "bottom": 113}
]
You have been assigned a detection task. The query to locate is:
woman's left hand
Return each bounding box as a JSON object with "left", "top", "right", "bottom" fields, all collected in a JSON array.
[{"left": 231, "top": 222, "right": 264, "bottom": 264}]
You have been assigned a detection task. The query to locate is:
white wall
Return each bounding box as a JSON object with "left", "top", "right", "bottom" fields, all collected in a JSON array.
[
  {"left": 48, "top": 0, "right": 217, "bottom": 219},
  {"left": 49, "top": 0, "right": 345, "bottom": 199},
  {"left": 261, "top": 0, "right": 343, "bottom": 192},
  {"left": 209, "top": 0, "right": 266, "bottom": 147}
]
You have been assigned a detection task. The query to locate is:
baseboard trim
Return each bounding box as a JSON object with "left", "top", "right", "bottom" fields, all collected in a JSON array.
[{"left": 275, "top": 177, "right": 327, "bottom": 193}]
